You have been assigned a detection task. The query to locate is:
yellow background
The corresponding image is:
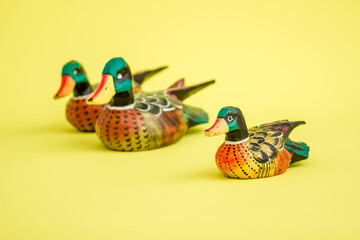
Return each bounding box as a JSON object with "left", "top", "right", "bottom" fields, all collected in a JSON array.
[{"left": 0, "top": 0, "right": 359, "bottom": 239}]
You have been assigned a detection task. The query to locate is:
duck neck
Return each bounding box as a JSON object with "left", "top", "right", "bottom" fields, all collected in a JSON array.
[
  {"left": 225, "top": 113, "right": 249, "bottom": 142},
  {"left": 225, "top": 130, "right": 249, "bottom": 142},
  {"left": 74, "top": 82, "right": 92, "bottom": 97},
  {"left": 109, "top": 89, "right": 134, "bottom": 107}
]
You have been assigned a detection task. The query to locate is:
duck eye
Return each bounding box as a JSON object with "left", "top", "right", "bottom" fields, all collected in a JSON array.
[
  {"left": 74, "top": 69, "right": 78, "bottom": 75},
  {"left": 117, "top": 73, "right": 123, "bottom": 80},
  {"left": 227, "top": 116, "right": 234, "bottom": 122}
]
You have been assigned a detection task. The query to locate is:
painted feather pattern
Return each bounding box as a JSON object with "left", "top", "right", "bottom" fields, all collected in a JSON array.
[
  {"left": 96, "top": 106, "right": 187, "bottom": 151},
  {"left": 134, "top": 92, "right": 182, "bottom": 115}
]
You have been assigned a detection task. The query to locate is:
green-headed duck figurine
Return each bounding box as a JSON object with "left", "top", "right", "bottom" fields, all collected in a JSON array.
[
  {"left": 54, "top": 60, "right": 167, "bottom": 132},
  {"left": 205, "top": 107, "right": 310, "bottom": 178},
  {"left": 86, "top": 57, "right": 215, "bottom": 151}
]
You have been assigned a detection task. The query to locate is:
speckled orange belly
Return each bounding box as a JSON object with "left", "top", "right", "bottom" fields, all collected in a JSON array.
[
  {"left": 215, "top": 142, "right": 292, "bottom": 179},
  {"left": 66, "top": 97, "right": 103, "bottom": 132},
  {"left": 95, "top": 106, "right": 188, "bottom": 151}
]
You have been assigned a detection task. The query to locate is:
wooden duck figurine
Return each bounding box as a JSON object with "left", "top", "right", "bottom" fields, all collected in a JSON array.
[
  {"left": 86, "top": 57, "right": 215, "bottom": 151},
  {"left": 54, "top": 60, "right": 167, "bottom": 132},
  {"left": 205, "top": 107, "right": 310, "bottom": 178}
]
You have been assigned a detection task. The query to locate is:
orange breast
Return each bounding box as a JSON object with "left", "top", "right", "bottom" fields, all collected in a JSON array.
[
  {"left": 66, "top": 97, "right": 103, "bottom": 132},
  {"left": 215, "top": 142, "right": 292, "bottom": 179}
]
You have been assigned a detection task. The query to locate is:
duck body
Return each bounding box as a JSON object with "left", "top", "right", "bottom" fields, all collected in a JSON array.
[
  {"left": 87, "top": 57, "right": 215, "bottom": 151},
  {"left": 215, "top": 125, "right": 293, "bottom": 179},
  {"left": 54, "top": 60, "right": 168, "bottom": 132},
  {"left": 53, "top": 61, "right": 102, "bottom": 132},
  {"left": 65, "top": 95, "right": 103, "bottom": 132},
  {"left": 205, "top": 107, "right": 310, "bottom": 179},
  {"left": 94, "top": 89, "right": 210, "bottom": 151},
  {"left": 96, "top": 96, "right": 188, "bottom": 151}
]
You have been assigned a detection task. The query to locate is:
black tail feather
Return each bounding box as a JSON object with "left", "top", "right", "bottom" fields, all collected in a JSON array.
[
  {"left": 168, "top": 79, "right": 215, "bottom": 101},
  {"left": 265, "top": 120, "right": 306, "bottom": 140},
  {"left": 133, "top": 66, "right": 168, "bottom": 85}
]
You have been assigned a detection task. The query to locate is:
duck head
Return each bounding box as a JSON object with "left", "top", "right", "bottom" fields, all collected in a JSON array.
[
  {"left": 54, "top": 60, "right": 91, "bottom": 99},
  {"left": 205, "top": 106, "right": 249, "bottom": 142},
  {"left": 87, "top": 57, "right": 134, "bottom": 106}
]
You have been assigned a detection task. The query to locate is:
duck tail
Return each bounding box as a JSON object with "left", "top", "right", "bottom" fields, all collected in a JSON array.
[
  {"left": 182, "top": 105, "right": 209, "bottom": 128},
  {"left": 263, "top": 120, "right": 306, "bottom": 139},
  {"left": 285, "top": 138, "right": 310, "bottom": 164},
  {"left": 167, "top": 79, "right": 215, "bottom": 101},
  {"left": 133, "top": 66, "right": 168, "bottom": 85},
  {"left": 168, "top": 78, "right": 185, "bottom": 89}
]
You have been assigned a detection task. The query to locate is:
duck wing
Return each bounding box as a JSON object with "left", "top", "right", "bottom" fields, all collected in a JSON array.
[
  {"left": 134, "top": 91, "right": 182, "bottom": 116},
  {"left": 248, "top": 120, "right": 306, "bottom": 163}
]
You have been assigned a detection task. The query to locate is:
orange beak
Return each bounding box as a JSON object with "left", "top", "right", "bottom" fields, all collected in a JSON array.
[
  {"left": 53, "top": 75, "right": 76, "bottom": 99},
  {"left": 204, "top": 118, "right": 229, "bottom": 137}
]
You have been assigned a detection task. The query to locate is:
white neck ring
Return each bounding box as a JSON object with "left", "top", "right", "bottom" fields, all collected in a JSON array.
[
  {"left": 225, "top": 136, "right": 250, "bottom": 145},
  {"left": 107, "top": 103, "right": 136, "bottom": 110}
]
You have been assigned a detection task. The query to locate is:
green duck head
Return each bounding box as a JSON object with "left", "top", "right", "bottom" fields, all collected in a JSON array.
[
  {"left": 54, "top": 60, "right": 90, "bottom": 99},
  {"left": 87, "top": 57, "right": 133, "bottom": 105},
  {"left": 205, "top": 106, "right": 249, "bottom": 141}
]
